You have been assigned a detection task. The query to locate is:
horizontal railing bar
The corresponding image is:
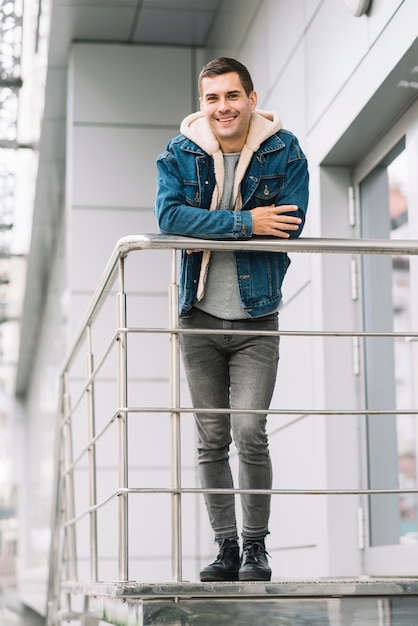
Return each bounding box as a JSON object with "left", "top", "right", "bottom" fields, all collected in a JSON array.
[
  {"left": 59, "top": 330, "right": 120, "bottom": 424},
  {"left": 62, "top": 401, "right": 416, "bottom": 479},
  {"left": 58, "top": 400, "right": 418, "bottom": 476},
  {"left": 61, "top": 404, "right": 416, "bottom": 480},
  {"left": 63, "top": 412, "right": 120, "bottom": 476},
  {"left": 62, "top": 484, "right": 418, "bottom": 531},
  {"left": 117, "top": 327, "right": 418, "bottom": 339},
  {"left": 62, "top": 491, "right": 119, "bottom": 529},
  {"left": 115, "top": 234, "right": 418, "bottom": 256},
  {"left": 122, "top": 487, "right": 418, "bottom": 496},
  {"left": 116, "top": 406, "right": 417, "bottom": 416}
]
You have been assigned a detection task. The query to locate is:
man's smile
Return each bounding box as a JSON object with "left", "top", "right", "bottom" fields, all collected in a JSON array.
[{"left": 216, "top": 115, "right": 236, "bottom": 123}]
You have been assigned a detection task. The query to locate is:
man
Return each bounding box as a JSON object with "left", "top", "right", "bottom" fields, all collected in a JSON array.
[{"left": 155, "top": 57, "right": 308, "bottom": 582}]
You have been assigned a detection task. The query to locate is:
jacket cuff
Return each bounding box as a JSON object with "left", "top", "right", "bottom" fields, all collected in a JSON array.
[{"left": 233, "top": 211, "right": 253, "bottom": 238}]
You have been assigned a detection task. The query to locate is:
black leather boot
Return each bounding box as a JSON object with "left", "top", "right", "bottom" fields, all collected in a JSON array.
[
  {"left": 239, "top": 539, "right": 271, "bottom": 581},
  {"left": 200, "top": 538, "right": 241, "bottom": 582}
]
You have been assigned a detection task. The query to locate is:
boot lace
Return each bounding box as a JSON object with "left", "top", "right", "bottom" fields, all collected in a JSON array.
[
  {"left": 215, "top": 539, "right": 238, "bottom": 563},
  {"left": 243, "top": 541, "right": 270, "bottom": 562}
]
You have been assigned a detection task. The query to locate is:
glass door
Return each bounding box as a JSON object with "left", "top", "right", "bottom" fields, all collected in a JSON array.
[{"left": 359, "top": 130, "right": 418, "bottom": 574}]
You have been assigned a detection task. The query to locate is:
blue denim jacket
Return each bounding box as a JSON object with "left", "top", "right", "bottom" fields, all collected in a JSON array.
[{"left": 155, "top": 128, "right": 309, "bottom": 318}]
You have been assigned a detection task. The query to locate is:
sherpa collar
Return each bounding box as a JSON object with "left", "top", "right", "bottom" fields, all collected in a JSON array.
[{"left": 180, "top": 109, "right": 282, "bottom": 212}]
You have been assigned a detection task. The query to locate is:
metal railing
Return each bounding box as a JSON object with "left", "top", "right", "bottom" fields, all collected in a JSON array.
[{"left": 45, "top": 234, "right": 418, "bottom": 625}]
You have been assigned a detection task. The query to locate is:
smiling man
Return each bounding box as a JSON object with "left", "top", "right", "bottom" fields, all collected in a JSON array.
[{"left": 155, "top": 57, "right": 309, "bottom": 582}]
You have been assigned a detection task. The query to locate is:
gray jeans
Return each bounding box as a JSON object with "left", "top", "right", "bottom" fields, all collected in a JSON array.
[{"left": 180, "top": 307, "right": 280, "bottom": 542}]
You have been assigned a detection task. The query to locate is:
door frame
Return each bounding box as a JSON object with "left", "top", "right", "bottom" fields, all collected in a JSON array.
[{"left": 352, "top": 100, "right": 418, "bottom": 576}]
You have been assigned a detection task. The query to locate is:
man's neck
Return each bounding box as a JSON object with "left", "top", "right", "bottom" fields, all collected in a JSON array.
[{"left": 219, "top": 137, "right": 246, "bottom": 153}]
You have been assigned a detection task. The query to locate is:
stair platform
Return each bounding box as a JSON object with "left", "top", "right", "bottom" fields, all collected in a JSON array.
[{"left": 62, "top": 577, "right": 418, "bottom": 625}]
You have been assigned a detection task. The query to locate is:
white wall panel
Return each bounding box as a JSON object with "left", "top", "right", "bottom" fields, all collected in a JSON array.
[
  {"left": 71, "top": 126, "right": 174, "bottom": 208},
  {"left": 249, "top": 0, "right": 306, "bottom": 107},
  {"left": 304, "top": 0, "right": 323, "bottom": 23},
  {"left": 265, "top": 45, "right": 307, "bottom": 141},
  {"left": 71, "top": 44, "right": 193, "bottom": 125},
  {"left": 368, "top": 0, "right": 405, "bottom": 42},
  {"left": 68, "top": 208, "right": 164, "bottom": 292},
  {"left": 205, "top": 0, "right": 261, "bottom": 57},
  {"left": 307, "top": 0, "right": 418, "bottom": 165},
  {"left": 305, "top": 0, "right": 369, "bottom": 130}
]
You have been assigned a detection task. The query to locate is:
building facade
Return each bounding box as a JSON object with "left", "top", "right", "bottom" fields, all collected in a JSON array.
[{"left": 8, "top": 0, "right": 418, "bottom": 620}]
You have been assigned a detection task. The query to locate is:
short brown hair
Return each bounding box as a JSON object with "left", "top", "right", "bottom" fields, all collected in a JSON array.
[{"left": 198, "top": 57, "right": 254, "bottom": 96}]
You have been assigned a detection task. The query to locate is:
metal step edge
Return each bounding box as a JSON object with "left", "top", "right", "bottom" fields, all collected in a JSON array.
[{"left": 59, "top": 577, "right": 418, "bottom": 600}]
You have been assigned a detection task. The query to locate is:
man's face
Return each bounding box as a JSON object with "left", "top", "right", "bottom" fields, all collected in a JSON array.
[{"left": 199, "top": 72, "right": 257, "bottom": 153}]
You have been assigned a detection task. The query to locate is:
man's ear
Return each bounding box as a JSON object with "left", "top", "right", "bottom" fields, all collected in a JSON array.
[{"left": 250, "top": 90, "right": 258, "bottom": 111}]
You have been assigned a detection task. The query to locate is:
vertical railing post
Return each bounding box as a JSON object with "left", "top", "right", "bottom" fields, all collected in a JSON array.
[
  {"left": 86, "top": 326, "right": 98, "bottom": 581},
  {"left": 62, "top": 370, "right": 78, "bottom": 583},
  {"left": 116, "top": 256, "right": 129, "bottom": 581},
  {"left": 168, "top": 248, "right": 182, "bottom": 581}
]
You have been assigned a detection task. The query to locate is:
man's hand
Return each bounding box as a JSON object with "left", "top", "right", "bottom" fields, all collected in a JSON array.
[{"left": 251, "top": 204, "right": 302, "bottom": 237}]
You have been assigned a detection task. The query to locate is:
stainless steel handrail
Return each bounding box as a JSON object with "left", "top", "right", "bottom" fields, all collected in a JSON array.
[
  {"left": 46, "top": 235, "right": 418, "bottom": 625},
  {"left": 59, "top": 234, "right": 418, "bottom": 375}
]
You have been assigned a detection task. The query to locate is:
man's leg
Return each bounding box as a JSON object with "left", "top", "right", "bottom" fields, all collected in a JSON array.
[
  {"left": 180, "top": 308, "right": 241, "bottom": 581},
  {"left": 229, "top": 313, "right": 280, "bottom": 580},
  {"left": 180, "top": 308, "right": 238, "bottom": 541}
]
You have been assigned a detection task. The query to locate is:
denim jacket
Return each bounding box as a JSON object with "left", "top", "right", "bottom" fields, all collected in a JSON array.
[{"left": 155, "top": 110, "right": 309, "bottom": 318}]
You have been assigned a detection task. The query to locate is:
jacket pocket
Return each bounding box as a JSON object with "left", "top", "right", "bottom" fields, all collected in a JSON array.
[
  {"left": 253, "top": 173, "right": 285, "bottom": 202},
  {"left": 184, "top": 181, "right": 202, "bottom": 207}
]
